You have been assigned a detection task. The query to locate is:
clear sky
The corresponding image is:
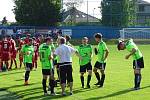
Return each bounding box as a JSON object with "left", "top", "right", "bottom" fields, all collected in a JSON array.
[{"left": 0, "top": 0, "right": 150, "bottom": 22}]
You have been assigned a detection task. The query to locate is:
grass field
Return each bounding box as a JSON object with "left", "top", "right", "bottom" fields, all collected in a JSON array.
[{"left": 0, "top": 45, "right": 150, "bottom": 100}]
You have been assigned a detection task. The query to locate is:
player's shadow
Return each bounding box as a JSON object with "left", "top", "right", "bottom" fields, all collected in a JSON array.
[
  {"left": 85, "top": 85, "right": 150, "bottom": 100},
  {"left": 25, "top": 86, "right": 99, "bottom": 100},
  {"left": 0, "top": 70, "right": 24, "bottom": 76},
  {"left": 2, "top": 82, "right": 39, "bottom": 91}
]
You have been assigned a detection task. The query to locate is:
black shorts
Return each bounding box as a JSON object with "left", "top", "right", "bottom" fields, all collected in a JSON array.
[
  {"left": 80, "top": 62, "right": 92, "bottom": 73},
  {"left": 42, "top": 69, "right": 52, "bottom": 75},
  {"left": 25, "top": 63, "right": 32, "bottom": 71},
  {"left": 133, "top": 57, "right": 144, "bottom": 69},
  {"left": 94, "top": 61, "right": 106, "bottom": 70},
  {"left": 53, "top": 60, "right": 58, "bottom": 66},
  {"left": 59, "top": 62, "right": 73, "bottom": 84}
]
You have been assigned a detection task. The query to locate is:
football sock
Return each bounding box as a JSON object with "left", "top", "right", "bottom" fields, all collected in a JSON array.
[
  {"left": 25, "top": 71, "right": 30, "bottom": 82},
  {"left": 42, "top": 79, "right": 47, "bottom": 93},
  {"left": 100, "top": 74, "right": 105, "bottom": 86},
  {"left": 80, "top": 76, "right": 84, "bottom": 87},
  {"left": 87, "top": 75, "right": 91, "bottom": 86},
  {"left": 95, "top": 72, "right": 100, "bottom": 83}
]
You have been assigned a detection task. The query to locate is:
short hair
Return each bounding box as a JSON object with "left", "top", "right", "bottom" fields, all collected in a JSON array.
[
  {"left": 65, "top": 35, "right": 71, "bottom": 42},
  {"left": 29, "top": 38, "right": 33, "bottom": 42},
  {"left": 82, "top": 37, "right": 88, "bottom": 40},
  {"left": 27, "top": 34, "right": 31, "bottom": 37},
  {"left": 45, "top": 37, "right": 52, "bottom": 42},
  {"left": 32, "top": 37, "right": 36, "bottom": 40},
  {"left": 60, "top": 37, "right": 66, "bottom": 44},
  {"left": 94, "top": 33, "right": 102, "bottom": 39},
  {"left": 7, "top": 35, "right": 11, "bottom": 38},
  {"left": 117, "top": 41, "right": 124, "bottom": 50}
]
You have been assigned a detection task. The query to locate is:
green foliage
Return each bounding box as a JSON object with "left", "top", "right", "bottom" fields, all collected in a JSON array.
[
  {"left": 101, "top": 0, "right": 137, "bottom": 27},
  {"left": 13, "top": 0, "right": 62, "bottom": 26}
]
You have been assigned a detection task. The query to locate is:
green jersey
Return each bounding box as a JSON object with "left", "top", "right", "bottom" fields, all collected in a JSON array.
[
  {"left": 39, "top": 43, "right": 53, "bottom": 69},
  {"left": 78, "top": 44, "right": 92, "bottom": 66},
  {"left": 125, "top": 39, "right": 143, "bottom": 60},
  {"left": 97, "top": 41, "right": 108, "bottom": 63},
  {"left": 21, "top": 45, "right": 34, "bottom": 63}
]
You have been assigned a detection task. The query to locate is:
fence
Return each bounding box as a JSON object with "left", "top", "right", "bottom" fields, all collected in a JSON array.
[{"left": 0, "top": 25, "right": 121, "bottom": 39}]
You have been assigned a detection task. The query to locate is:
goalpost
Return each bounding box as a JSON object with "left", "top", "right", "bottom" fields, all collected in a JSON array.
[{"left": 119, "top": 28, "right": 150, "bottom": 40}]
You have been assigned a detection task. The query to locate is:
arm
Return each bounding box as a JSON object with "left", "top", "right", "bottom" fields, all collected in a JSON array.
[
  {"left": 125, "top": 48, "right": 136, "bottom": 59},
  {"left": 75, "top": 51, "right": 82, "bottom": 60},
  {"left": 103, "top": 49, "right": 109, "bottom": 61}
]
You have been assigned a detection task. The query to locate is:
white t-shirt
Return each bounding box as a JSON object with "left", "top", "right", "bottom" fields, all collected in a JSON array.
[{"left": 54, "top": 44, "right": 76, "bottom": 63}]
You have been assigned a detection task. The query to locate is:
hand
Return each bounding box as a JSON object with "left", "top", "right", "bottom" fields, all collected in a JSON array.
[{"left": 125, "top": 55, "right": 130, "bottom": 59}]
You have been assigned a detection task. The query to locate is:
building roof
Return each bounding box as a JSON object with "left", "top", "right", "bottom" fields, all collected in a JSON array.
[
  {"left": 137, "top": 0, "right": 150, "bottom": 5},
  {"left": 62, "top": 7, "right": 100, "bottom": 23}
]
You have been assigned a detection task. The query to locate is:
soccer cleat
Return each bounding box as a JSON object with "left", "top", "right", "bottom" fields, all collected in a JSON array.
[
  {"left": 62, "top": 92, "right": 66, "bottom": 96},
  {"left": 134, "top": 87, "right": 140, "bottom": 90},
  {"left": 86, "top": 85, "right": 91, "bottom": 88},
  {"left": 69, "top": 92, "right": 73, "bottom": 95},
  {"left": 24, "top": 81, "right": 29, "bottom": 85},
  {"left": 99, "top": 85, "right": 103, "bottom": 88},
  {"left": 94, "top": 82, "right": 100, "bottom": 85},
  {"left": 82, "top": 85, "right": 84, "bottom": 88},
  {"left": 44, "top": 93, "right": 48, "bottom": 96},
  {"left": 51, "top": 92, "right": 56, "bottom": 96}
]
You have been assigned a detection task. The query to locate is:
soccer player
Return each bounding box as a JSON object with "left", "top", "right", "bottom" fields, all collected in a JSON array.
[
  {"left": 1, "top": 36, "right": 11, "bottom": 70},
  {"left": 17, "top": 37, "right": 24, "bottom": 68},
  {"left": 39, "top": 37, "right": 55, "bottom": 96},
  {"left": 117, "top": 39, "right": 144, "bottom": 90},
  {"left": 93, "top": 33, "right": 109, "bottom": 87},
  {"left": 21, "top": 38, "right": 34, "bottom": 85},
  {"left": 54, "top": 37, "right": 81, "bottom": 96},
  {"left": 78, "top": 37, "right": 92, "bottom": 88},
  {"left": 24, "top": 34, "right": 30, "bottom": 44},
  {"left": 32, "top": 37, "right": 40, "bottom": 70},
  {"left": 7, "top": 35, "right": 17, "bottom": 69},
  {"left": 65, "top": 35, "right": 72, "bottom": 46}
]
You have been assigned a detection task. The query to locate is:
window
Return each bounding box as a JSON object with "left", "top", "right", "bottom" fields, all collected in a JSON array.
[
  {"left": 139, "top": 5, "right": 145, "bottom": 12},
  {"left": 76, "top": 15, "right": 79, "bottom": 18},
  {"left": 82, "top": 15, "right": 85, "bottom": 18}
]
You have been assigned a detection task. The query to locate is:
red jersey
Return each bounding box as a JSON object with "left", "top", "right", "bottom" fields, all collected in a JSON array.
[
  {"left": 24, "top": 37, "right": 30, "bottom": 44},
  {"left": 10, "top": 39, "right": 17, "bottom": 52},
  {"left": 1, "top": 39, "right": 11, "bottom": 52},
  {"left": 36, "top": 38, "right": 41, "bottom": 44},
  {"left": 33, "top": 41, "right": 39, "bottom": 52},
  {"left": 18, "top": 39, "right": 24, "bottom": 51}
]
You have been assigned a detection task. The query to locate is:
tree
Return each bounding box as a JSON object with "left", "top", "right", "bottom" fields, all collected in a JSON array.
[
  {"left": 1, "top": 17, "right": 8, "bottom": 25},
  {"left": 101, "top": 0, "right": 137, "bottom": 27},
  {"left": 64, "top": 0, "right": 83, "bottom": 10},
  {"left": 13, "top": 0, "right": 61, "bottom": 26}
]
